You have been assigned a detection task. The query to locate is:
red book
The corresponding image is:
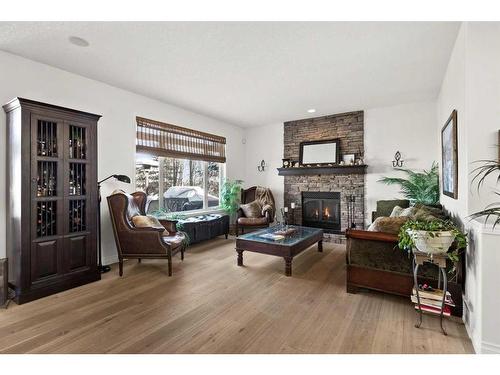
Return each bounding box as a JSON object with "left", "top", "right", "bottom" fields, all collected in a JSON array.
[{"left": 415, "top": 303, "right": 451, "bottom": 317}]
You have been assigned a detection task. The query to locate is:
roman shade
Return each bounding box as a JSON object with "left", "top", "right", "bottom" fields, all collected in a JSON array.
[{"left": 136, "top": 116, "right": 226, "bottom": 163}]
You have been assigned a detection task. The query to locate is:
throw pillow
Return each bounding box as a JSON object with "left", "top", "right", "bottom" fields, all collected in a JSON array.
[
  {"left": 367, "top": 216, "right": 409, "bottom": 234},
  {"left": 399, "top": 206, "right": 416, "bottom": 218},
  {"left": 132, "top": 215, "right": 169, "bottom": 236},
  {"left": 390, "top": 206, "right": 404, "bottom": 217},
  {"left": 413, "top": 203, "right": 446, "bottom": 220},
  {"left": 240, "top": 200, "right": 262, "bottom": 218}
]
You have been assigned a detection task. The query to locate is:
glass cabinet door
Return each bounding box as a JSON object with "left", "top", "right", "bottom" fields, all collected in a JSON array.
[
  {"left": 30, "top": 115, "right": 65, "bottom": 283},
  {"left": 65, "top": 122, "right": 93, "bottom": 272}
]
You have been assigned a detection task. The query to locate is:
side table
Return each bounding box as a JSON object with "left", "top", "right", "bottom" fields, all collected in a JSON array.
[{"left": 413, "top": 251, "right": 448, "bottom": 335}]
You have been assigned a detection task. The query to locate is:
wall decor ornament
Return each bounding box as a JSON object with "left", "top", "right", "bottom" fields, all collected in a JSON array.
[
  {"left": 441, "top": 110, "right": 458, "bottom": 199},
  {"left": 257, "top": 159, "right": 267, "bottom": 172},
  {"left": 392, "top": 151, "right": 404, "bottom": 168}
]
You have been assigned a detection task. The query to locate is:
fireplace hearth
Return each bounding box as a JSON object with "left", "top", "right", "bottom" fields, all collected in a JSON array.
[{"left": 301, "top": 192, "right": 341, "bottom": 233}]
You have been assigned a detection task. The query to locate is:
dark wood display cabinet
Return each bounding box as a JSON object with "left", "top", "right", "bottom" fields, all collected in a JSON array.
[{"left": 3, "top": 98, "right": 101, "bottom": 304}]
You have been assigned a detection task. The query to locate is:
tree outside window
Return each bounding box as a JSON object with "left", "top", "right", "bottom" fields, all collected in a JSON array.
[{"left": 136, "top": 153, "right": 224, "bottom": 214}]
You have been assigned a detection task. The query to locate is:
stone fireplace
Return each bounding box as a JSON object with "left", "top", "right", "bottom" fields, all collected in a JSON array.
[{"left": 283, "top": 111, "right": 365, "bottom": 243}]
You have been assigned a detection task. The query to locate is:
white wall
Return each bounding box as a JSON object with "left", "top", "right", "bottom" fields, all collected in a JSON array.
[
  {"left": 364, "top": 101, "right": 437, "bottom": 224},
  {"left": 243, "top": 123, "right": 284, "bottom": 214},
  {"left": 437, "top": 24, "right": 468, "bottom": 219},
  {"left": 437, "top": 22, "right": 500, "bottom": 354},
  {"left": 243, "top": 101, "right": 438, "bottom": 227},
  {"left": 0, "top": 50, "right": 246, "bottom": 264}
]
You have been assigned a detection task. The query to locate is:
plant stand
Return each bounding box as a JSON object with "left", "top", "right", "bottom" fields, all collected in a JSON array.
[{"left": 413, "top": 251, "right": 448, "bottom": 335}]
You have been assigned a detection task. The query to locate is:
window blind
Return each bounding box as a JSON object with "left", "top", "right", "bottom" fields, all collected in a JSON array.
[{"left": 136, "top": 116, "right": 226, "bottom": 163}]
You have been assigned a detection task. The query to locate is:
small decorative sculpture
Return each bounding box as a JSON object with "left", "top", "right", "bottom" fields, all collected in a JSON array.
[{"left": 257, "top": 159, "right": 267, "bottom": 172}]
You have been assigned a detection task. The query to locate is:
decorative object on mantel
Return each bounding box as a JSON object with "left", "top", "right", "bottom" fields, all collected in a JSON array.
[
  {"left": 392, "top": 150, "right": 404, "bottom": 168},
  {"left": 282, "top": 158, "right": 291, "bottom": 168},
  {"left": 257, "top": 159, "right": 267, "bottom": 172},
  {"left": 299, "top": 139, "right": 340, "bottom": 166},
  {"left": 441, "top": 109, "right": 458, "bottom": 199},
  {"left": 343, "top": 154, "right": 355, "bottom": 165}
]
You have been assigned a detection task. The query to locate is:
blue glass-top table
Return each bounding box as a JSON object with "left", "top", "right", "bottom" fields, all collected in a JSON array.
[{"left": 235, "top": 225, "right": 324, "bottom": 276}]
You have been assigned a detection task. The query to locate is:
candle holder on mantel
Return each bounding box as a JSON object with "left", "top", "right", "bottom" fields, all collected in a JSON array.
[{"left": 289, "top": 202, "right": 296, "bottom": 225}]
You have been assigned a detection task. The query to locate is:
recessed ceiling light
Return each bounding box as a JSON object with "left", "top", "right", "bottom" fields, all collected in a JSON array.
[
  {"left": 307, "top": 109, "right": 316, "bottom": 113},
  {"left": 69, "top": 36, "right": 90, "bottom": 47}
]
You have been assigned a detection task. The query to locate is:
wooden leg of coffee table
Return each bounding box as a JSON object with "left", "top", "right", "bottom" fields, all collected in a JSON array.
[
  {"left": 237, "top": 249, "right": 243, "bottom": 266},
  {"left": 318, "top": 240, "right": 323, "bottom": 252},
  {"left": 284, "top": 256, "right": 293, "bottom": 276}
]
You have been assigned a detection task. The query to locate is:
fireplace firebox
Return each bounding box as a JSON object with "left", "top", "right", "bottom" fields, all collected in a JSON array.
[{"left": 301, "top": 192, "right": 341, "bottom": 233}]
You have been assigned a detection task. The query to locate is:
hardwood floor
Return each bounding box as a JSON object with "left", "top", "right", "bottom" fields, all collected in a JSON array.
[{"left": 0, "top": 238, "right": 474, "bottom": 354}]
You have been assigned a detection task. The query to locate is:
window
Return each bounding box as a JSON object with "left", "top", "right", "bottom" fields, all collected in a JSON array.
[{"left": 135, "top": 117, "right": 226, "bottom": 214}]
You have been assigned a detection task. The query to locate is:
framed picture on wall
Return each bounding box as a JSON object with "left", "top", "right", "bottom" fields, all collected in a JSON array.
[{"left": 441, "top": 110, "right": 458, "bottom": 199}]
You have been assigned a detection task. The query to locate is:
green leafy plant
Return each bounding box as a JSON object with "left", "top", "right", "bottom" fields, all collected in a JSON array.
[
  {"left": 149, "top": 209, "right": 188, "bottom": 231},
  {"left": 220, "top": 179, "right": 244, "bottom": 214},
  {"left": 378, "top": 162, "right": 439, "bottom": 205},
  {"left": 469, "top": 159, "right": 500, "bottom": 228},
  {"left": 398, "top": 219, "right": 468, "bottom": 264}
]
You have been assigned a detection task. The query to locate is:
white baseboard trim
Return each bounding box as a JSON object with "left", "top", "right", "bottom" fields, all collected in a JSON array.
[
  {"left": 102, "top": 254, "right": 119, "bottom": 266},
  {"left": 481, "top": 341, "right": 500, "bottom": 354},
  {"left": 464, "top": 319, "right": 480, "bottom": 354}
]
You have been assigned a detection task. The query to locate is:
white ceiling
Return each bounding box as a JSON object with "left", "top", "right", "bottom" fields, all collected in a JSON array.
[{"left": 0, "top": 22, "right": 460, "bottom": 128}]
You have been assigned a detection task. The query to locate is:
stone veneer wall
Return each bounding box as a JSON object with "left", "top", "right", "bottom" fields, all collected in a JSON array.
[{"left": 283, "top": 111, "right": 365, "bottom": 243}]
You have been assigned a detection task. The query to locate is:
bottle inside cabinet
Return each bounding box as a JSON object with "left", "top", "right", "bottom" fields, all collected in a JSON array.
[
  {"left": 69, "top": 199, "right": 86, "bottom": 233},
  {"left": 36, "top": 201, "right": 57, "bottom": 237},
  {"left": 37, "top": 120, "right": 58, "bottom": 157},
  {"left": 37, "top": 161, "right": 57, "bottom": 197},
  {"left": 69, "top": 163, "right": 86, "bottom": 196},
  {"left": 69, "top": 125, "right": 86, "bottom": 159}
]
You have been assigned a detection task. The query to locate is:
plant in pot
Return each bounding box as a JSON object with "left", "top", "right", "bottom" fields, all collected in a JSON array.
[
  {"left": 220, "top": 179, "right": 244, "bottom": 221},
  {"left": 398, "top": 219, "right": 468, "bottom": 266},
  {"left": 379, "top": 162, "right": 440, "bottom": 206},
  {"left": 469, "top": 159, "right": 500, "bottom": 227}
]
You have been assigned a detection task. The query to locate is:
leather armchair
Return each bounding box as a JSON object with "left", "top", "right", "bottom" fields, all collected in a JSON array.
[
  {"left": 107, "top": 191, "right": 185, "bottom": 276},
  {"left": 236, "top": 186, "right": 275, "bottom": 236}
]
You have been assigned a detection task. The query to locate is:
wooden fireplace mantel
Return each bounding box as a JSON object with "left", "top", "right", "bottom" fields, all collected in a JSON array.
[{"left": 277, "top": 165, "right": 367, "bottom": 176}]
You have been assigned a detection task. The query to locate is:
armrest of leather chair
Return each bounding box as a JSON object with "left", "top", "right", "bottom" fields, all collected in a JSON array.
[
  {"left": 262, "top": 205, "right": 273, "bottom": 222},
  {"left": 158, "top": 219, "right": 178, "bottom": 234},
  {"left": 346, "top": 229, "right": 398, "bottom": 243},
  {"left": 236, "top": 208, "right": 245, "bottom": 219}
]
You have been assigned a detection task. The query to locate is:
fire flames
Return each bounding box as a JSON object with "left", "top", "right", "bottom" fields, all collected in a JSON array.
[{"left": 324, "top": 207, "right": 330, "bottom": 219}]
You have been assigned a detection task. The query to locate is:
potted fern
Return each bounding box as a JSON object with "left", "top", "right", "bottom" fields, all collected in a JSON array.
[
  {"left": 469, "top": 159, "right": 500, "bottom": 227},
  {"left": 379, "top": 162, "right": 439, "bottom": 206}
]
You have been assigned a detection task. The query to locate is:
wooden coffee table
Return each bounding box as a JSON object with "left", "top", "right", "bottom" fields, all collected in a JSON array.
[{"left": 235, "top": 225, "right": 324, "bottom": 276}]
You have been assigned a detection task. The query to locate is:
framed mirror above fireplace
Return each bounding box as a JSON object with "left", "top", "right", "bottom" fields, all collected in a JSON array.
[
  {"left": 299, "top": 138, "right": 340, "bottom": 166},
  {"left": 301, "top": 191, "right": 341, "bottom": 233}
]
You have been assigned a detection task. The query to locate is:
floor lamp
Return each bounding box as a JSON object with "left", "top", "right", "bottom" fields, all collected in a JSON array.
[{"left": 98, "top": 174, "right": 131, "bottom": 273}]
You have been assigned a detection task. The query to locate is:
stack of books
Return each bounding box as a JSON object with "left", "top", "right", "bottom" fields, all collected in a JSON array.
[{"left": 411, "top": 286, "right": 454, "bottom": 317}]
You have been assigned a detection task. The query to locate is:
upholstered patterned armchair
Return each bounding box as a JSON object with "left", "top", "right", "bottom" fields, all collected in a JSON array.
[
  {"left": 107, "top": 191, "right": 185, "bottom": 276},
  {"left": 235, "top": 186, "right": 275, "bottom": 236}
]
